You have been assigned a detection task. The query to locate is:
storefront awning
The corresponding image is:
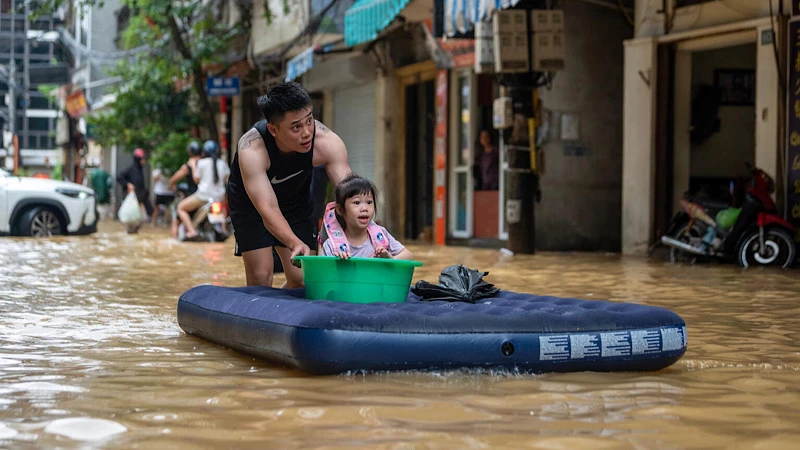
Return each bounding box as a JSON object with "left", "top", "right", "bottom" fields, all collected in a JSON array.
[
  {"left": 344, "top": 0, "right": 412, "bottom": 47},
  {"left": 444, "top": 0, "right": 520, "bottom": 37}
]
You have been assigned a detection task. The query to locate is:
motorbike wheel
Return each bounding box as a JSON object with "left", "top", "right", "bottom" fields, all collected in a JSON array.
[
  {"left": 736, "top": 228, "right": 796, "bottom": 269},
  {"left": 200, "top": 221, "right": 217, "bottom": 243},
  {"left": 669, "top": 222, "right": 704, "bottom": 264}
]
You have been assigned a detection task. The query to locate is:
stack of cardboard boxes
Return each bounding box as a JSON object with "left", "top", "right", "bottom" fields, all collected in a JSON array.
[
  {"left": 476, "top": 8, "right": 566, "bottom": 74},
  {"left": 530, "top": 9, "right": 565, "bottom": 71},
  {"left": 492, "top": 9, "right": 529, "bottom": 73}
]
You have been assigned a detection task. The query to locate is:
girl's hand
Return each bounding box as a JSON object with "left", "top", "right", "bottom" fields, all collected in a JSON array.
[
  {"left": 374, "top": 246, "right": 392, "bottom": 259},
  {"left": 334, "top": 251, "right": 351, "bottom": 260}
]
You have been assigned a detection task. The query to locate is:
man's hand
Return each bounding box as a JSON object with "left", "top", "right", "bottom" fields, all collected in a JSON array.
[
  {"left": 289, "top": 241, "right": 311, "bottom": 267},
  {"left": 127, "top": 183, "right": 135, "bottom": 193},
  {"left": 374, "top": 246, "right": 392, "bottom": 259}
]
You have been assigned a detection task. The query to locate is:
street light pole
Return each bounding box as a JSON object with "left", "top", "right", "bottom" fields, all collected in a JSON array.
[{"left": 8, "top": 61, "right": 15, "bottom": 139}]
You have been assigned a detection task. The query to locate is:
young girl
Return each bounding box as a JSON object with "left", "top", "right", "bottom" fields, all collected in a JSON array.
[{"left": 320, "top": 174, "right": 413, "bottom": 260}]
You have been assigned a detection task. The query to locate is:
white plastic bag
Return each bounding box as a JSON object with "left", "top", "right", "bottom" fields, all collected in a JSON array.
[{"left": 118, "top": 191, "right": 142, "bottom": 224}]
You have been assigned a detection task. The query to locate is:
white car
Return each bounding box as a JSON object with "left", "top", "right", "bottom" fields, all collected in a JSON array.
[{"left": 0, "top": 168, "right": 97, "bottom": 237}]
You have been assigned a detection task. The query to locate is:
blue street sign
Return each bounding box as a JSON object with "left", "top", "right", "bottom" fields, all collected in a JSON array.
[
  {"left": 286, "top": 46, "right": 315, "bottom": 82},
  {"left": 206, "top": 76, "right": 240, "bottom": 96}
]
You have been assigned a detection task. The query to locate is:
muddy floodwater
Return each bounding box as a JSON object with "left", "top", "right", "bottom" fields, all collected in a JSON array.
[{"left": 1, "top": 222, "right": 799, "bottom": 448}]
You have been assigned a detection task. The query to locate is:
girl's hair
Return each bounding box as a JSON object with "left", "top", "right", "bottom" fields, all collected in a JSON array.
[{"left": 334, "top": 173, "right": 377, "bottom": 229}]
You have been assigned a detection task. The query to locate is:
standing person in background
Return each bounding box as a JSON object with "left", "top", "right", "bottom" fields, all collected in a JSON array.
[
  {"left": 478, "top": 130, "right": 499, "bottom": 191},
  {"left": 151, "top": 166, "right": 174, "bottom": 227},
  {"left": 117, "top": 148, "right": 152, "bottom": 233},
  {"left": 87, "top": 166, "right": 113, "bottom": 220}
]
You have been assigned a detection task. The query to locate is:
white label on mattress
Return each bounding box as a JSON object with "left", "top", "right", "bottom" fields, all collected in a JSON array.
[
  {"left": 661, "top": 326, "right": 686, "bottom": 352},
  {"left": 600, "top": 332, "right": 632, "bottom": 357},
  {"left": 630, "top": 329, "right": 662, "bottom": 355},
  {"left": 540, "top": 326, "right": 686, "bottom": 362},
  {"left": 569, "top": 334, "right": 601, "bottom": 359},
  {"left": 539, "top": 335, "right": 570, "bottom": 360}
]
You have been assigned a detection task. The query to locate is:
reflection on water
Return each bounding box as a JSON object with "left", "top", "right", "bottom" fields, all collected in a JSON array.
[{"left": 1, "top": 222, "right": 800, "bottom": 448}]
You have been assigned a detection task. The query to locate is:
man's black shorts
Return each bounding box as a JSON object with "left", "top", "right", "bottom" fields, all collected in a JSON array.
[{"left": 232, "top": 217, "right": 318, "bottom": 256}]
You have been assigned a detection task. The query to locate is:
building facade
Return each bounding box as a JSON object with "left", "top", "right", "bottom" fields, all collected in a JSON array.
[
  {"left": 622, "top": 0, "right": 792, "bottom": 254},
  {"left": 0, "top": 1, "right": 70, "bottom": 174}
]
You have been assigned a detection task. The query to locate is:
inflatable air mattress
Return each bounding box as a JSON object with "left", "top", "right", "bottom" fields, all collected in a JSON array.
[{"left": 177, "top": 286, "right": 687, "bottom": 375}]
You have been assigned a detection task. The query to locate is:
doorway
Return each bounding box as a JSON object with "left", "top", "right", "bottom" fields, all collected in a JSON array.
[
  {"left": 655, "top": 34, "right": 758, "bottom": 237},
  {"left": 404, "top": 80, "right": 436, "bottom": 242},
  {"left": 684, "top": 43, "right": 756, "bottom": 205}
]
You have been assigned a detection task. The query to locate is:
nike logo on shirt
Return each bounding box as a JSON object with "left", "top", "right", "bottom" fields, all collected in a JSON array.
[{"left": 270, "top": 170, "right": 304, "bottom": 185}]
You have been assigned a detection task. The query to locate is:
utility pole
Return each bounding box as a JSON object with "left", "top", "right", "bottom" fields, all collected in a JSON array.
[
  {"left": 505, "top": 80, "right": 539, "bottom": 254},
  {"left": 8, "top": 62, "right": 15, "bottom": 140}
]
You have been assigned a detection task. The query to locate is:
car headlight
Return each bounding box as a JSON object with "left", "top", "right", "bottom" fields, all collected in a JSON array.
[{"left": 56, "top": 188, "right": 92, "bottom": 200}]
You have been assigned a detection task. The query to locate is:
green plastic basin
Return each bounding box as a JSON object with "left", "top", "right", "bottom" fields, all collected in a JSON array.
[{"left": 293, "top": 256, "right": 423, "bottom": 303}]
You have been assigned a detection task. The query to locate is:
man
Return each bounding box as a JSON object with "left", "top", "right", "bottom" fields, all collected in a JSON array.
[{"left": 227, "top": 82, "right": 351, "bottom": 287}]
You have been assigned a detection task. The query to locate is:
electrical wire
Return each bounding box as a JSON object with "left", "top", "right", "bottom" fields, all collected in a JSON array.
[{"left": 617, "top": 0, "right": 635, "bottom": 27}]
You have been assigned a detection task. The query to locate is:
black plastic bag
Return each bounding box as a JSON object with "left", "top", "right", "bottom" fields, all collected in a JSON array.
[{"left": 411, "top": 265, "right": 500, "bottom": 303}]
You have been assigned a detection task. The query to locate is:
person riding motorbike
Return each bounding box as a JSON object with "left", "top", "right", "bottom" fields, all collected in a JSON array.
[
  {"left": 177, "top": 140, "right": 230, "bottom": 239},
  {"left": 168, "top": 141, "right": 203, "bottom": 238}
]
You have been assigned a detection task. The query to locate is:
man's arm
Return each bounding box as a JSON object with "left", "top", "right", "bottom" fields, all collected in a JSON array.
[
  {"left": 315, "top": 120, "right": 351, "bottom": 186},
  {"left": 237, "top": 130, "right": 309, "bottom": 256}
]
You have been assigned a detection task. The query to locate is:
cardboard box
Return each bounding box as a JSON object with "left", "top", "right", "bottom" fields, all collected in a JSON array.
[
  {"left": 474, "top": 20, "right": 495, "bottom": 74},
  {"left": 492, "top": 10, "right": 529, "bottom": 73},
  {"left": 493, "top": 9, "right": 528, "bottom": 35},
  {"left": 530, "top": 9, "right": 564, "bottom": 33},
  {"left": 531, "top": 31, "right": 565, "bottom": 72}
]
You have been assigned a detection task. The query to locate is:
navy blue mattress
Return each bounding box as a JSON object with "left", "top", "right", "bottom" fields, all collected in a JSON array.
[{"left": 177, "top": 285, "right": 687, "bottom": 375}]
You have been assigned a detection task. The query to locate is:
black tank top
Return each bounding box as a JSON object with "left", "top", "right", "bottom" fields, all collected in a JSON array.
[
  {"left": 184, "top": 163, "right": 198, "bottom": 195},
  {"left": 227, "top": 120, "right": 316, "bottom": 223}
]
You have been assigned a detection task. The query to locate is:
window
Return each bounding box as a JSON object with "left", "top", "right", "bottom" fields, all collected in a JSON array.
[
  {"left": 28, "top": 117, "right": 50, "bottom": 131},
  {"left": 28, "top": 95, "right": 51, "bottom": 109}
]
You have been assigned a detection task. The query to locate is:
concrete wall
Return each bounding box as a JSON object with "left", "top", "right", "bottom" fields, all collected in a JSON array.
[
  {"left": 635, "top": 0, "right": 792, "bottom": 38},
  {"left": 251, "top": 0, "right": 308, "bottom": 56},
  {"left": 755, "top": 23, "right": 781, "bottom": 199},
  {"left": 621, "top": 38, "right": 657, "bottom": 255},
  {"left": 534, "top": 0, "right": 632, "bottom": 252}
]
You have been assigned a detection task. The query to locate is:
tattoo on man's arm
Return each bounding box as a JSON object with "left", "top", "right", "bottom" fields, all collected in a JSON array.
[
  {"left": 239, "top": 131, "right": 259, "bottom": 150},
  {"left": 315, "top": 120, "right": 330, "bottom": 133}
]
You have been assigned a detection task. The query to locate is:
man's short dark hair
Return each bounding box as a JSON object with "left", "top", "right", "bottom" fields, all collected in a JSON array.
[{"left": 257, "top": 82, "right": 312, "bottom": 125}]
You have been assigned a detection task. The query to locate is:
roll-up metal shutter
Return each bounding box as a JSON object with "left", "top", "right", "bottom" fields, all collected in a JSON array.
[{"left": 332, "top": 82, "right": 376, "bottom": 180}]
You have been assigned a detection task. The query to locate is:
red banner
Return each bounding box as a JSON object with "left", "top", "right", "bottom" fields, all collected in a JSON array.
[
  {"left": 440, "top": 39, "right": 475, "bottom": 69},
  {"left": 434, "top": 70, "right": 448, "bottom": 246}
]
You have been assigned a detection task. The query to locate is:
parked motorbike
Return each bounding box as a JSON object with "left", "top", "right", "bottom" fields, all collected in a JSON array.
[
  {"left": 660, "top": 163, "right": 796, "bottom": 268},
  {"left": 177, "top": 198, "right": 231, "bottom": 243}
]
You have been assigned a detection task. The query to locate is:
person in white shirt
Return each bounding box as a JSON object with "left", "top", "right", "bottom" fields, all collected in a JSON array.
[
  {"left": 177, "top": 140, "right": 230, "bottom": 239},
  {"left": 151, "top": 167, "right": 175, "bottom": 227}
]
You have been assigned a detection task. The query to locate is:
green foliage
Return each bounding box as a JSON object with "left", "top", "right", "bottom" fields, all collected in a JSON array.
[
  {"left": 35, "top": 0, "right": 256, "bottom": 170},
  {"left": 152, "top": 132, "right": 195, "bottom": 175},
  {"left": 36, "top": 84, "right": 60, "bottom": 98},
  {"left": 50, "top": 163, "right": 63, "bottom": 181},
  {"left": 86, "top": 57, "right": 200, "bottom": 174}
]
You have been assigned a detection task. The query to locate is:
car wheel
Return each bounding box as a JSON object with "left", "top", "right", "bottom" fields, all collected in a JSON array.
[{"left": 20, "top": 206, "right": 64, "bottom": 237}]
